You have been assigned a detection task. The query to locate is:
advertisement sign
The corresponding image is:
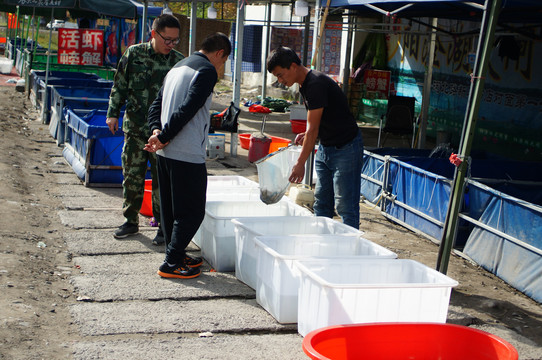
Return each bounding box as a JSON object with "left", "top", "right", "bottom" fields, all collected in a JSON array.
[
  {"left": 363, "top": 69, "right": 391, "bottom": 99},
  {"left": 58, "top": 28, "right": 104, "bottom": 66}
]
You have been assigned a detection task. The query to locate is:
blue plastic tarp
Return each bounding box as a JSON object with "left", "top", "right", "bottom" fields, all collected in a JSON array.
[
  {"left": 385, "top": 158, "right": 452, "bottom": 240},
  {"left": 464, "top": 181, "right": 542, "bottom": 302},
  {"left": 364, "top": 148, "right": 542, "bottom": 206},
  {"left": 131, "top": 0, "right": 162, "bottom": 16},
  {"left": 360, "top": 151, "right": 386, "bottom": 203}
]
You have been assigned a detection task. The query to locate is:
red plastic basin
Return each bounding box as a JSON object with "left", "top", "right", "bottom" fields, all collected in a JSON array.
[
  {"left": 140, "top": 179, "right": 153, "bottom": 217},
  {"left": 268, "top": 136, "right": 291, "bottom": 153},
  {"left": 239, "top": 133, "right": 290, "bottom": 153},
  {"left": 303, "top": 323, "right": 518, "bottom": 360}
]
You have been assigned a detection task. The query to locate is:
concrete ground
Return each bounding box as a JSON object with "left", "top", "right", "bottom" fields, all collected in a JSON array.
[{"left": 52, "top": 105, "right": 540, "bottom": 359}]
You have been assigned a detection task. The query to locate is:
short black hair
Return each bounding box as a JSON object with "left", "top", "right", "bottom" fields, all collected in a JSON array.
[
  {"left": 267, "top": 47, "right": 301, "bottom": 73},
  {"left": 200, "top": 32, "right": 232, "bottom": 57},
  {"left": 152, "top": 14, "right": 180, "bottom": 32}
]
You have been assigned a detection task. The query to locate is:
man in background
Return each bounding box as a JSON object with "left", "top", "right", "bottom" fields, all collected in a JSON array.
[{"left": 267, "top": 46, "right": 364, "bottom": 229}]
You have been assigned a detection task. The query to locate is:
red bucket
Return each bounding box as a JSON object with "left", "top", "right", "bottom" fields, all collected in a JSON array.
[
  {"left": 140, "top": 179, "right": 153, "bottom": 217},
  {"left": 290, "top": 119, "right": 307, "bottom": 134},
  {"left": 238, "top": 133, "right": 251, "bottom": 150},
  {"left": 303, "top": 323, "right": 518, "bottom": 360},
  {"left": 248, "top": 135, "right": 271, "bottom": 162}
]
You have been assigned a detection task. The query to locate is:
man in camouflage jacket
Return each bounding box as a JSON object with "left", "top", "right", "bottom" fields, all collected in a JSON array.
[{"left": 106, "top": 14, "right": 184, "bottom": 244}]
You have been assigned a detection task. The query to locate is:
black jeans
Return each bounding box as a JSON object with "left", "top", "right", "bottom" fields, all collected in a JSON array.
[{"left": 157, "top": 155, "right": 207, "bottom": 265}]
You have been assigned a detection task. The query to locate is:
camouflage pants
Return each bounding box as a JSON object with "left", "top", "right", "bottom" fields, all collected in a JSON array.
[{"left": 121, "top": 132, "right": 160, "bottom": 225}]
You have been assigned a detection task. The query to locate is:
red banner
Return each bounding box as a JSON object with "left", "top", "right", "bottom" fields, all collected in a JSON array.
[
  {"left": 8, "top": 13, "right": 18, "bottom": 29},
  {"left": 58, "top": 29, "right": 104, "bottom": 66},
  {"left": 363, "top": 69, "right": 391, "bottom": 99}
]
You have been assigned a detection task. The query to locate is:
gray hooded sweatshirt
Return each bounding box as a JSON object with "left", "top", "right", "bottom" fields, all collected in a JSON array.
[{"left": 147, "top": 52, "right": 217, "bottom": 164}]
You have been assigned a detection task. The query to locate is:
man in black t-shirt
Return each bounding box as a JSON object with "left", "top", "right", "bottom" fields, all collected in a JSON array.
[{"left": 267, "top": 47, "right": 364, "bottom": 229}]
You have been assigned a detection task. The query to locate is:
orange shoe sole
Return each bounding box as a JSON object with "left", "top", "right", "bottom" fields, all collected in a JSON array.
[{"left": 157, "top": 270, "right": 201, "bottom": 279}]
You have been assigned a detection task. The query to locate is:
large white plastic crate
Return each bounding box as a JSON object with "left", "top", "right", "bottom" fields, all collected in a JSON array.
[
  {"left": 201, "top": 200, "right": 312, "bottom": 271},
  {"left": 232, "top": 216, "right": 363, "bottom": 289},
  {"left": 191, "top": 176, "right": 260, "bottom": 248},
  {"left": 207, "top": 175, "right": 259, "bottom": 191},
  {"left": 295, "top": 258, "right": 458, "bottom": 337},
  {"left": 255, "top": 235, "right": 397, "bottom": 324}
]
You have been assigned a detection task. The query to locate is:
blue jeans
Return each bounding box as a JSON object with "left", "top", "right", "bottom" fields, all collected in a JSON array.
[{"left": 314, "top": 130, "right": 364, "bottom": 229}]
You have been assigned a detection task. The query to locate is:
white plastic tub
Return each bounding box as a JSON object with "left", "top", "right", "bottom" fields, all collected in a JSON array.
[
  {"left": 295, "top": 259, "right": 458, "bottom": 337},
  {"left": 255, "top": 235, "right": 397, "bottom": 323},
  {"left": 207, "top": 175, "right": 258, "bottom": 192},
  {"left": 232, "top": 216, "right": 363, "bottom": 289},
  {"left": 191, "top": 176, "right": 260, "bottom": 248},
  {"left": 201, "top": 200, "right": 312, "bottom": 271}
]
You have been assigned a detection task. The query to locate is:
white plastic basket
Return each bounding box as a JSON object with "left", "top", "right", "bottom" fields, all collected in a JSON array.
[
  {"left": 191, "top": 176, "right": 259, "bottom": 248},
  {"left": 295, "top": 258, "right": 458, "bottom": 336},
  {"left": 232, "top": 216, "right": 363, "bottom": 289},
  {"left": 201, "top": 200, "right": 312, "bottom": 271},
  {"left": 255, "top": 235, "right": 397, "bottom": 323}
]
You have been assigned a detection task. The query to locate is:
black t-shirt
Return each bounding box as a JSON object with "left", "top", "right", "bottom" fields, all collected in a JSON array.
[{"left": 300, "top": 70, "right": 359, "bottom": 147}]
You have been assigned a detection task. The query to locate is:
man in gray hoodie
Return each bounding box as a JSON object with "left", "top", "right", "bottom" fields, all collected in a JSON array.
[{"left": 145, "top": 33, "right": 231, "bottom": 279}]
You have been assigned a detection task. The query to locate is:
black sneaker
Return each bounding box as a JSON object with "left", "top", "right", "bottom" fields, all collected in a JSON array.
[
  {"left": 113, "top": 222, "right": 138, "bottom": 239},
  {"left": 185, "top": 254, "right": 203, "bottom": 268},
  {"left": 157, "top": 262, "right": 201, "bottom": 279},
  {"left": 152, "top": 227, "right": 165, "bottom": 246}
]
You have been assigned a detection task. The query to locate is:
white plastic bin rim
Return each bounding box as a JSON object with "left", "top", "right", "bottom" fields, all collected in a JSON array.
[
  {"left": 206, "top": 200, "right": 313, "bottom": 220},
  {"left": 231, "top": 216, "right": 365, "bottom": 236},
  {"left": 207, "top": 175, "right": 258, "bottom": 187},
  {"left": 294, "top": 259, "right": 459, "bottom": 289},
  {"left": 254, "top": 235, "right": 397, "bottom": 260}
]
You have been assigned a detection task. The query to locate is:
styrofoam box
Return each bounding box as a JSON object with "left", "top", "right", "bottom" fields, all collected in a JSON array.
[
  {"left": 255, "top": 235, "right": 397, "bottom": 324},
  {"left": 289, "top": 104, "right": 307, "bottom": 120},
  {"left": 295, "top": 258, "right": 459, "bottom": 337},
  {"left": 201, "top": 200, "right": 313, "bottom": 272},
  {"left": 0, "top": 58, "right": 12, "bottom": 74},
  {"left": 232, "top": 216, "right": 363, "bottom": 289}
]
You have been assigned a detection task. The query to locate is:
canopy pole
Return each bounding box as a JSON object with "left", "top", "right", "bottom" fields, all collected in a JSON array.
[
  {"left": 301, "top": 8, "right": 313, "bottom": 187},
  {"left": 301, "top": 6, "right": 311, "bottom": 68},
  {"left": 24, "top": 11, "right": 31, "bottom": 49},
  {"left": 42, "top": 7, "right": 54, "bottom": 124},
  {"left": 311, "top": 0, "right": 331, "bottom": 69},
  {"left": 341, "top": 11, "right": 354, "bottom": 94},
  {"left": 30, "top": 8, "right": 36, "bottom": 53},
  {"left": 310, "top": 1, "right": 320, "bottom": 70},
  {"left": 141, "top": 0, "right": 148, "bottom": 43},
  {"left": 189, "top": 0, "right": 197, "bottom": 54},
  {"left": 417, "top": 17, "right": 438, "bottom": 149},
  {"left": 436, "top": 0, "right": 502, "bottom": 274},
  {"left": 14, "top": 6, "right": 20, "bottom": 64},
  {"left": 231, "top": 0, "right": 246, "bottom": 158},
  {"left": 261, "top": 1, "right": 272, "bottom": 100}
]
